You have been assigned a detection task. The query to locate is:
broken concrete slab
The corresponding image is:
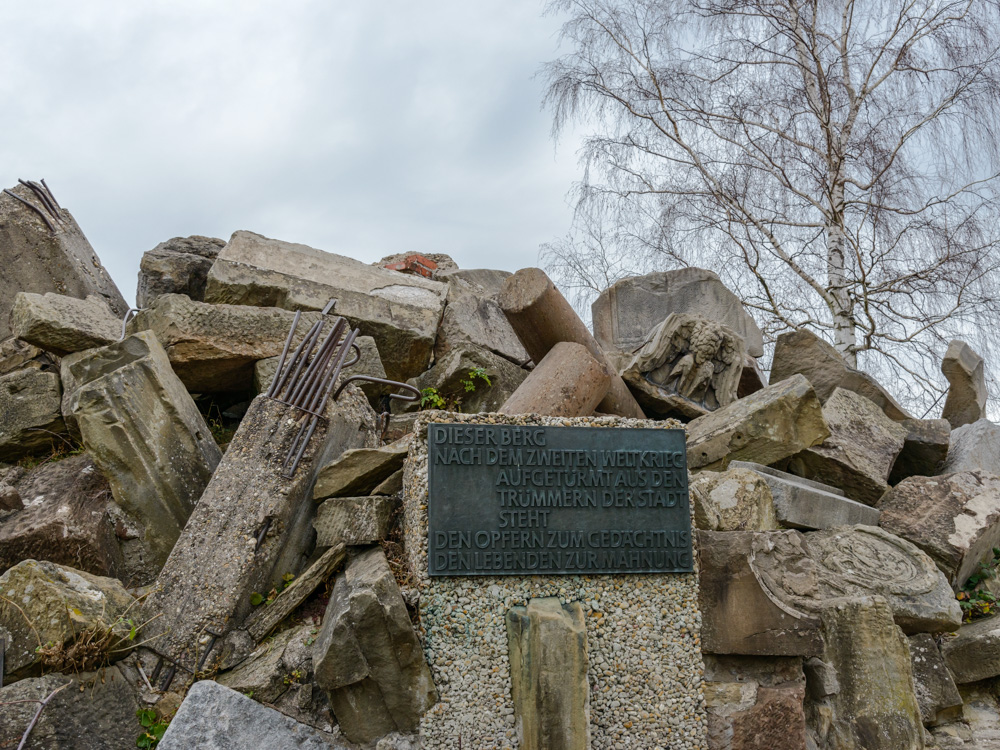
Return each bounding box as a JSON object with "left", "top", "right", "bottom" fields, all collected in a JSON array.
[
  {"left": 889, "top": 418, "right": 951, "bottom": 485},
  {"left": 158, "top": 680, "right": 341, "bottom": 750},
  {"left": 941, "top": 340, "right": 988, "bottom": 429},
  {"left": 312, "top": 547, "right": 437, "bottom": 744},
  {"left": 497, "top": 267, "right": 644, "bottom": 419},
  {"left": 909, "top": 632, "right": 963, "bottom": 726},
  {"left": 0, "top": 559, "right": 134, "bottom": 681},
  {"left": 686, "top": 374, "right": 829, "bottom": 472},
  {"left": 0, "top": 367, "right": 65, "bottom": 461},
  {"left": 500, "top": 341, "right": 612, "bottom": 418},
  {"left": 591, "top": 267, "right": 764, "bottom": 358},
  {"left": 136, "top": 235, "right": 225, "bottom": 308},
  {"left": 506, "top": 597, "right": 590, "bottom": 750},
  {"left": 436, "top": 272, "right": 529, "bottom": 365},
  {"left": 314, "top": 438, "right": 410, "bottom": 500},
  {"left": 0, "top": 181, "right": 128, "bottom": 340},
  {"left": 204, "top": 230, "right": 447, "bottom": 380},
  {"left": 0, "top": 454, "right": 123, "bottom": 578},
  {"left": 750, "top": 526, "right": 962, "bottom": 634},
  {"left": 942, "top": 419, "right": 1000, "bottom": 475},
  {"left": 728, "top": 461, "right": 880, "bottom": 530},
  {"left": 878, "top": 472, "right": 1000, "bottom": 589},
  {"left": 10, "top": 292, "right": 120, "bottom": 355},
  {"left": 941, "top": 615, "right": 1000, "bottom": 684},
  {"left": 314, "top": 496, "right": 397, "bottom": 547},
  {"left": 404, "top": 345, "right": 527, "bottom": 414},
  {"left": 64, "top": 331, "right": 222, "bottom": 582},
  {"left": 769, "top": 328, "right": 911, "bottom": 420},
  {"left": 140, "top": 385, "right": 376, "bottom": 676},
  {"left": 784, "top": 387, "right": 906, "bottom": 505}
]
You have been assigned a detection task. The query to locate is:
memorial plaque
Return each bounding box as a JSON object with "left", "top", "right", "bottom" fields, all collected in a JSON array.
[{"left": 428, "top": 423, "right": 692, "bottom": 576}]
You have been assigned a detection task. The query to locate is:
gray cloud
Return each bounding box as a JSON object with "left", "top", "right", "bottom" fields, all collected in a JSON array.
[{"left": 0, "top": 1, "right": 582, "bottom": 304}]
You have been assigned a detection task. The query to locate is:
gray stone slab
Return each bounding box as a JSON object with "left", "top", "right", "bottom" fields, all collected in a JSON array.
[
  {"left": 729, "top": 460, "right": 879, "bottom": 529},
  {"left": 159, "top": 680, "right": 342, "bottom": 750}
]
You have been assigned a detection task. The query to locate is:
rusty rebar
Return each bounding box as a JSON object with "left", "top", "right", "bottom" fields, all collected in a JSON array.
[
  {"left": 20, "top": 180, "right": 60, "bottom": 220},
  {"left": 40, "top": 179, "right": 61, "bottom": 211},
  {"left": 2, "top": 189, "right": 55, "bottom": 232},
  {"left": 265, "top": 311, "right": 301, "bottom": 398}
]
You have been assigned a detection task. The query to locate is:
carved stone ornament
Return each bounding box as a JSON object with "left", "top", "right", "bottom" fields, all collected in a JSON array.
[{"left": 621, "top": 312, "right": 746, "bottom": 419}]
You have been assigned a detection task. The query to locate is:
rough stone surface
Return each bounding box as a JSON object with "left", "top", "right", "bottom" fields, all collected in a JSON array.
[
  {"left": 686, "top": 374, "right": 829, "bottom": 472},
  {"left": 64, "top": 332, "right": 222, "bottom": 583},
  {"left": 0, "top": 666, "right": 141, "bottom": 750},
  {"left": 130, "top": 293, "right": 327, "bottom": 393},
  {"left": 0, "top": 182, "right": 128, "bottom": 340},
  {"left": 404, "top": 345, "right": 527, "bottom": 415},
  {"left": 0, "top": 559, "right": 133, "bottom": 680},
  {"left": 500, "top": 341, "right": 611, "bottom": 418},
  {"left": 314, "top": 437, "right": 411, "bottom": 499},
  {"left": 941, "top": 615, "right": 1000, "bottom": 684},
  {"left": 10, "top": 292, "right": 120, "bottom": 355},
  {"left": 0, "top": 454, "right": 122, "bottom": 578},
  {"left": 728, "top": 461, "right": 880, "bottom": 530},
  {"left": 404, "top": 412, "right": 707, "bottom": 750},
  {"left": 437, "top": 267, "right": 511, "bottom": 295},
  {"left": 941, "top": 340, "right": 988, "bottom": 429},
  {"left": 909, "top": 632, "right": 963, "bottom": 725},
  {"left": 878, "top": 472, "right": 1000, "bottom": 588},
  {"left": 204, "top": 230, "right": 448, "bottom": 380},
  {"left": 136, "top": 235, "right": 225, "bottom": 308},
  {"left": 698, "top": 531, "right": 824, "bottom": 656},
  {"left": 703, "top": 656, "right": 806, "bottom": 750},
  {"left": 158, "top": 680, "right": 343, "bottom": 750},
  {"left": 140, "top": 387, "right": 376, "bottom": 674},
  {"left": 313, "top": 546, "right": 438, "bottom": 745},
  {"left": 943, "top": 419, "right": 1000, "bottom": 475},
  {"left": 217, "top": 624, "right": 316, "bottom": 704},
  {"left": 0, "top": 337, "right": 56, "bottom": 377},
  {"left": 314, "top": 495, "right": 397, "bottom": 547},
  {"left": 436, "top": 272, "right": 529, "bottom": 364},
  {"left": 890, "top": 418, "right": 952, "bottom": 485},
  {"left": 591, "top": 267, "right": 764, "bottom": 358},
  {"left": 930, "top": 685, "right": 1000, "bottom": 749},
  {"left": 808, "top": 596, "right": 924, "bottom": 750},
  {"left": 770, "top": 329, "right": 911, "bottom": 420},
  {"left": 691, "top": 468, "right": 780, "bottom": 532},
  {"left": 506, "top": 597, "right": 590, "bottom": 750},
  {"left": 784, "top": 387, "right": 906, "bottom": 505},
  {"left": 750, "top": 525, "right": 962, "bottom": 634},
  {"left": 0, "top": 367, "right": 65, "bottom": 461}
]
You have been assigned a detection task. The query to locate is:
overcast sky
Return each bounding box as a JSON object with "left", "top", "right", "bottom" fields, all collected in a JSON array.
[{"left": 0, "top": 1, "right": 582, "bottom": 305}]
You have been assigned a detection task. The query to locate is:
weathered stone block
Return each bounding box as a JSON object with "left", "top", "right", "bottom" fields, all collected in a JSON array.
[
  {"left": 941, "top": 615, "right": 1000, "bottom": 684},
  {"left": 784, "top": 387, "right": 906, "bottom": 505},
  {"left": 889, "top": 418, "right": 951, "bottom": 484},
  {"left": 136, "top": 235, "right": 225, "bottom": 308},
  {"left": 64, "top": 332, "right": 222, "bottom": 582},
  {"left": 878, "top": 472, "right": 1000, "bottom": 588},
  {"left": 0, "top": 182, "right": 128, "bottom": 340},
  {"left": 686, "top": 374, "right": 829, "bottom": 472},
  {"left": 313, "top": 547, "right": 437, "bottom": 744},
  {"left": 0, "top": 559, "right": 133, "bottom": 680},
  {"left": 158, "top": 680, "right": 339, "bottom": 750},
  {"left": 770, "top": 328, "right": 911, "bottom": 420},
  {"left": 908, "top": 632, "right": 963, "bottom": 725},
  {"left": 10, "top": 292, "right": 120, "bottom": 355},
  {"left": 218, "top": 624, "right": 316, "bottom": 704},
  {"left": 691, "top": 468, "right": 780, "bottom": 531},
  {"left": 314, "top": 437, "right": 411, "bottom": 499},
  {"left": 592, "top": 267, "right": 764, "bottom": 358},
  {"left": 943, "top": 419, "right": 1000, "bottom": 475},
  {"left": 941, "top": 340, "right": 988, "bottom": 430},
  {"left": 506, "top": 597, "right": 590, "bottom": 750},
  {"left": 205, "top": 230, "right": 447, "bottom": 380},
  {"left": 436, "top": 273, "right": 529, "bottom": 364},
  {"left": 0, "top": 368, "right": 65, "bottom": 461},
  {"left": 314, "top": 496, "right": 397, "bottom": 547},
  {"left": 406, "top": 345, "right": 528, "bottom": 414}
]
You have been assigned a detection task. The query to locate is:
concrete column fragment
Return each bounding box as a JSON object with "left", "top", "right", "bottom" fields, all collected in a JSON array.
[
  {"left": 497, "top": 267, "right": 644, "bottom": 418},
  {"left": 506, "top": 597, "right": 591, "bottom": 750},
  {"left": 500, "top": 341, "right": 612, "bottom": 417}
]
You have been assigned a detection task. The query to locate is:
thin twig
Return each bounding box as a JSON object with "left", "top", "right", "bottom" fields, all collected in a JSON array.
[{"left": 14, "top": 681, "right": 71, "bottom": 750}]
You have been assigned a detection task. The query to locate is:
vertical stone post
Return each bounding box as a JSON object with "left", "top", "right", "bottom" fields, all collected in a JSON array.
[{"left": 506, "top": 597, "right": 591, "bottom": 750}]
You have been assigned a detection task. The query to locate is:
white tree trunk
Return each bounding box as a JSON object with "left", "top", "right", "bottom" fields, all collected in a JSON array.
[{"left": 827, "top": 181, "right": 857, "bottom": 367}]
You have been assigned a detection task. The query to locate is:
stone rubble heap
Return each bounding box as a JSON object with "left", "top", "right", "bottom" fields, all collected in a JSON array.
[{"left": 0, "top": 180, "right": 997, "bottom": 749}]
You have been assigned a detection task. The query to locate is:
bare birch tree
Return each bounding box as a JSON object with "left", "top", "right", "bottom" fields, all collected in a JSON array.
[{"left": 543, "top": 0, "right": 1000, "bottom": 411}]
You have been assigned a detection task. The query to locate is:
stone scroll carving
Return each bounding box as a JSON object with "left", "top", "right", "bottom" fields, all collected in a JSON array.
[{"left": 621, "top": 313, "right": 746, "bottom": 419}]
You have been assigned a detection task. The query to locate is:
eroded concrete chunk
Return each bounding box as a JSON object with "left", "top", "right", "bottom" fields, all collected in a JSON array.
[
  {"left": 0, "top": 559, "right": 133, "bottom": 681},
  {"left": 10, "top": 292, "right": 120, "bottom": 355},
  {"left": 877, "top": 472, "right": 1000, "bottom": 588},
  {"left": 436, "top": 271, "right": 529, "bottom": 365},
  {"left": 314, "top": 496, "right": 397, "bottom": 547},
  {"left": 312, "top": 547, "right": 437, "bottom": 744},
  {"left": 506, "top": 597, "right": 590, "bottom": 750},
  {"left": 0, "top": 367, "right": 65, "bottom": 461},
  {"left": 406, "top": 345, "right": 527, "bottom": 415},
  {"left": 64, "top": 331, "right": 222, "bottom": 582},
  {"left": 784, "top": 387, "right": 906, "bottom": 505},
  {"left": 314, "top": 437, "right": 411, "bottom": 499},
  {"left": 941, "top": 340, "right": 988, "bottom": 429},
  {"left": 136, "top": 235, "right": 225, "bottom": 308},
  {"left": 686, "top": 374, "right": 829, "bottom": 472},
  {"left": 204, "top": 230, "right": 447, "bottom": 380}
]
